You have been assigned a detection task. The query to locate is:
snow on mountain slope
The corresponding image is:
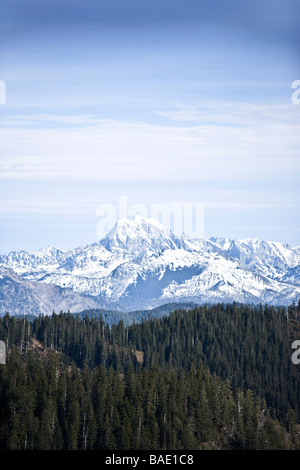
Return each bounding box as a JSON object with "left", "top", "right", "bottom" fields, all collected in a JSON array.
[
  {"left": 0, "top": 266, "right": 109, "bottom": 316},
  {"left": 280, "top": 265, "right": 300, "bottom": 287},
  {"left": 100, "top": 214, "right": 179, "bottom": 253},
  {"left": 206, "top": 237, "right": 298, "bottom": 276},
  {"left": 161, "top": 256, "right": 300, "bottom": 306},
  {"left": 0, "top": 214, "right": 299, "bottom": 314},
  {"left": 0, "top": 246, "right": 71, "bottom": 279}
]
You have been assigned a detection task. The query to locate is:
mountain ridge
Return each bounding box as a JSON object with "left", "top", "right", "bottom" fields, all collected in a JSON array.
[{"left": 1, "top": 215, "right": 299, "bottom": 315}]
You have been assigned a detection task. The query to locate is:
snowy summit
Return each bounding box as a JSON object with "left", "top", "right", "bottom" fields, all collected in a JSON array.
[{"left": 0, "top": 216, "right": 299, "bottom": 315}]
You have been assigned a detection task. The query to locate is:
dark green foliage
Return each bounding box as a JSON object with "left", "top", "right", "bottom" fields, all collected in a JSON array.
[
  {"left": 0, "top": 351, "right": 293, "bottom": 450},
  {"left": 0, "top": 301, "right": 299, "bottom": 450},
  {"left": 127, "top": 302, "right": 300, "bottom": 420}
]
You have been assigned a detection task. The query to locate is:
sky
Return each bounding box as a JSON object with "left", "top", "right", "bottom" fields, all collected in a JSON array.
[{"left": 0, "top": 0, "right": 299, "bottom": 253}]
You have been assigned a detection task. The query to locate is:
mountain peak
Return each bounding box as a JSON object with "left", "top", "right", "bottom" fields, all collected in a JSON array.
[
  {"left": 1, "top": 217, "right": 299, "bottom": 314},
  {"left": 100, "top": 215, "right": 178, "bottom": 253},
  {"left": 31, "top": 245, "right": 66, "bottom": 256}
]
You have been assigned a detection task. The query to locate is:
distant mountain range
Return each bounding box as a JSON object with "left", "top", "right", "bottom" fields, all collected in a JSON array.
[{"left": 1, "top": 214, "right": 299, "bottom": 317}]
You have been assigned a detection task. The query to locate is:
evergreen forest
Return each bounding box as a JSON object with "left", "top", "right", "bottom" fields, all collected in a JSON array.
[{"left": 0, "top": 301, "right": 299, "bottom": 450}]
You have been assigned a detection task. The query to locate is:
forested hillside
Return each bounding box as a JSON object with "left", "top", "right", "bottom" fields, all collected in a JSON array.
[{"left": 0, "top": 301, "right": 299, "bottom": 450}]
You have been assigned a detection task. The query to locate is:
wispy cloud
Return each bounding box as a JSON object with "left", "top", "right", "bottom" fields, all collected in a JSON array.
[
  {"left": 0, "top": 103, "right": 299, "bottom": 183},
  {"left": 156, "top": 100, "right": 300, "bottom": 126},
  {"left": 0, "top": 200, "right": 68, "bottom": 214},
  {"left": 0, "top": 114, "right": 111, "bottom": 127},
  {"left": 0, "top": 198, "right": 97, "bottom": 214},
  {"left": 205, "top": 202, "right": 297, "bottom": 210}
]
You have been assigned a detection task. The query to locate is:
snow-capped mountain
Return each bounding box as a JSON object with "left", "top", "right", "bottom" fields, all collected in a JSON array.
[
  {"left": 207, "top": 237, "right": 299, "bottom": 280},
  {"left": 0, "top": 266, "right": 110, "bottom": 317},
  {"left": 0, "top": 215, "right": 299, "bottom": 315},
  {"left": 101, "top": 214, "right": 179, "bottom": 254},
  {"left": 0, "top": 245, "right": 71, "bottom": 279}
]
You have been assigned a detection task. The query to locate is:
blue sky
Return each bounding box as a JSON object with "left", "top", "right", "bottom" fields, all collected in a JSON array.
[{"left": 0, "top": 0, "right": 299, "bottom": 253}]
